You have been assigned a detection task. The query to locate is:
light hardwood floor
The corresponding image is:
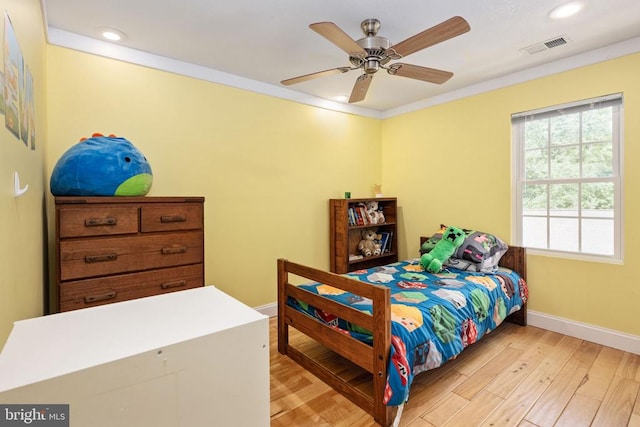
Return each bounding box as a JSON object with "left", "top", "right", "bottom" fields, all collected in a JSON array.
[{"left": 269, "top": 317, "right": 640, "bottom": 426}]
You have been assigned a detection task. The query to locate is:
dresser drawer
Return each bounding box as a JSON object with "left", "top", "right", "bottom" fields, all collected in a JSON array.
[
  {"left": 59, "top": 230, "right": 204, "bottom": 281},
  {"left": 58, "top": 206, "right": 139, "bottom": 238},
  {"left": 59, "top": 264, "right": 204, "bottom": 311},
  {"left": 141, "top": 203, "right": 203, "bottom": 233}
]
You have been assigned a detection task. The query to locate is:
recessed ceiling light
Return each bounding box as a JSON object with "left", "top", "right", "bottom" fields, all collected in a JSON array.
[
  {"left": 549, "top": 1, "right": 584, "bottom": 19},
  {"left": 100, "top": 28, "right": 126, "bottom": 42}
]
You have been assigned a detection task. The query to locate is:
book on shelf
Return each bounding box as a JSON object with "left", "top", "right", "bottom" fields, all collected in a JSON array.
[
  {"left": 348, "top": 208, "right": 356, "bottom": 226},
  {"left": 355, "top": 205, "right": 373, "bottom": 226},
  {"left": 349, "top": 254, "right": 364, "bottom": 261},
  {"left": 358, "top": 206, "right": 369, "bottom": 225},
  {"left": 378, "top": 231, "right": 390, "bottom": 253}
]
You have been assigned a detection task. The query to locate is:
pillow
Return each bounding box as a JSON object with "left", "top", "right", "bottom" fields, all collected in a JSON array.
[{"left": 421, "top": 224, "right": 508, "bottom": 273}]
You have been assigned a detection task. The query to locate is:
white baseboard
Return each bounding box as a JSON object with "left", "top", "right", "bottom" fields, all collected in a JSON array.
[
  {"left": 527, "top": 310, "right": 640, "bottom": 355},
  {"left": 255, "top": 302, "right": 277, "bottom": 318}
]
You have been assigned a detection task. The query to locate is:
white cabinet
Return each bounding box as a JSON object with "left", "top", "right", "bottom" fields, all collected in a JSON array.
[{"left": 0, "top": 286, "right": 269, "bottom": 427}]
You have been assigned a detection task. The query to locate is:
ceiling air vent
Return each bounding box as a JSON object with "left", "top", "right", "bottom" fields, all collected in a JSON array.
[
  {"left": 544, "top": 36, "right": 568, "bottom": 48},
  {"left": 521, "top": 35, "right": 570, "bottom": 55}
]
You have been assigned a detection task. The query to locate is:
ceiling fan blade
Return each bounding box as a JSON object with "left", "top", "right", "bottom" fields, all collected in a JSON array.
[
  {"left": 390, "top": 63, "right": 453, "bottom": 84},
  {"left": 349, "top": 74, "right": 373, "bottom": 103},
  {"left": 310, "top": 22, "right": 367, "bottom": 57},
  {"left": 281, "top": 67, "right": 350, "bottom": 86},
  {"left": 389, "top": 16, "right": 470, "bottom": 58}
]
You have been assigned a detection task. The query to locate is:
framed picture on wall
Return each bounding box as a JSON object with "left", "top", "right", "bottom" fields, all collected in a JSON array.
[
  {"left": 25, "top": 66, "right": 34, "bottom": 150},
  {"left": 3, "top": 13, "right": 22, "bottom": 140}
]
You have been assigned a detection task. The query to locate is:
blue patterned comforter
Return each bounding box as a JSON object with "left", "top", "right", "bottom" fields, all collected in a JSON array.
[{"left": 288, "top": 258, "right": 528, "bottom": 406}]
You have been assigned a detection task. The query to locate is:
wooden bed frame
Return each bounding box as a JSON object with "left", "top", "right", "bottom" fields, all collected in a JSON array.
[{"left": 277, "top": 244, "right": 527, "bottom": 426}]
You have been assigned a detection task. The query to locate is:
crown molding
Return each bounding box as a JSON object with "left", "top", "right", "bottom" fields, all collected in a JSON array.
[
  {"left": 46, "top": 27, "right": 383, "bottom": 119},
  {"left": 383, "top": 36, "right": 640, "bottom": 118},
  {"left": 46, "top": 27, "right": 639, "bottom": 120}
]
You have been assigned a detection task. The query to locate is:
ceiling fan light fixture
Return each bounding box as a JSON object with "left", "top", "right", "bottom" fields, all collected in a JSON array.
[
  {"left": 364, "top": 59, "right": 380, "bottom": 74},
  {"left": 548, "top": 1, "right": 584, "bottom": 19}
]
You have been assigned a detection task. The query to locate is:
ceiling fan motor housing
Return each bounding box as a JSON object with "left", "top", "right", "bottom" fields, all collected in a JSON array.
[{"left": 350, "top": 35, "right": 392, "bottom": 73}]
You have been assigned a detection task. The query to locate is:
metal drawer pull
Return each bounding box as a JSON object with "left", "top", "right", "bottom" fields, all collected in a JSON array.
[
  {"left": 85, "top": 217, "right": 117, "bottom": 226},
  {"left": 161, "top": 280, "right": 187, "bottom": 289},
  {"left": 84, "top": 253, "right": 118, "bottom": 263},
  {"left": 160, "top": 215, "right": 186, "bottom": 223},
  {"left": 161, "top": 246, "right": 187, "bottom": 254},
  {"left": 84, "top": 291, "right": 117, "bottom": 303}
]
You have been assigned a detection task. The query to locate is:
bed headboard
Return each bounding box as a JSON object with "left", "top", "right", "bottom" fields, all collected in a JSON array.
[{"left": 418, "top": 236, "right": 526, "bottom": 280}]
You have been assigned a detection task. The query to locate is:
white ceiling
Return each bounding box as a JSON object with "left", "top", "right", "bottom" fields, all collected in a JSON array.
[{"left": 41, "top": 0, "right": 640, "bottom": 115}]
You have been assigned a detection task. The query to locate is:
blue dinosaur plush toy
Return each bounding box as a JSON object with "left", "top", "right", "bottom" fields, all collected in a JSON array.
[
  {"left": 50, "top": 133, "right": 153, "bottom": 196},
  {"left": 420, "top": 225, "right": 465, "bottom": 273}
]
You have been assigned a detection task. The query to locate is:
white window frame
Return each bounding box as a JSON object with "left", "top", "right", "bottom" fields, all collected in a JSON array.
[{"left": 511, "top": 93, "right": 623, "bottom": 263}]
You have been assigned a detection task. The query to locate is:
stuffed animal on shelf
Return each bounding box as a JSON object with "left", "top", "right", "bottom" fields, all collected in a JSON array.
[
  {"left": 365, "top": 200, "right": 385, "bottom": 224},
  {"left": 420, "top": 225, "right": 465, "bottom": 273},
  {"left": 358, "top": 229, "right": 382, "bottom": 257}
]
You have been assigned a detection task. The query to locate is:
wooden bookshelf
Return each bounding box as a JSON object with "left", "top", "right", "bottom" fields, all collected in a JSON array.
[{"left": 329, "top": 197, "right": 398, "bottom": 273}]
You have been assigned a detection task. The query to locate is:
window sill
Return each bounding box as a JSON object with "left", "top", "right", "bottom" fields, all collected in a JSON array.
[{"left": 525, "top": 248, "right": 623, "bottom": 265}]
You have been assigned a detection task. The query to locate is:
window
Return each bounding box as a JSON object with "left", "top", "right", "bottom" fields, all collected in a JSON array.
[{"left": 512, "top": 94, "right": 622, "bottom": 260}]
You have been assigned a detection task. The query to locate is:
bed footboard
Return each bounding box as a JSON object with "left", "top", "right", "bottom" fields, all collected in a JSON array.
[{"left": 277, "top": 259, "right": 394, "bottom": 426}]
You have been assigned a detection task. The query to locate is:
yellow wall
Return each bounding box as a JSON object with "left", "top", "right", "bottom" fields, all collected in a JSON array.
[
  {"left": 45, "top": 46, "right": 382, "bottom": 309},
  {"left": 1, "top": 7, "right": 637, "bottom": 347},
  {"left": 0, "top": 0, "right": 47, "bottom": 345},
  {"left": 382, "top": 52, "right": 640, "bottom": 336}
]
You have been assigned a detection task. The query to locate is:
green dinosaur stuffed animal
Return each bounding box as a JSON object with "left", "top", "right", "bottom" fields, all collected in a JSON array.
[{"left": 420, "top": 225, "right": 465, "bottom": 273}]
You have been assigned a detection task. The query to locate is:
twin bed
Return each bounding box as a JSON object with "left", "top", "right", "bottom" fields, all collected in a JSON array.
[{"left": 277, "top": 238, "right": 528, "bottom": 426}]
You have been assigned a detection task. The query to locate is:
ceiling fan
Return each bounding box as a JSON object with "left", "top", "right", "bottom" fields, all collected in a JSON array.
[{"left": 281, "top": 16, "right": 470, "bottom": 103}]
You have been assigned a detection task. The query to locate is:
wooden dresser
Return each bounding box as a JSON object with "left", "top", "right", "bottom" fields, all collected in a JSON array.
[{"left": 55, "top": 196, "right": 205, "bottom": 312}]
